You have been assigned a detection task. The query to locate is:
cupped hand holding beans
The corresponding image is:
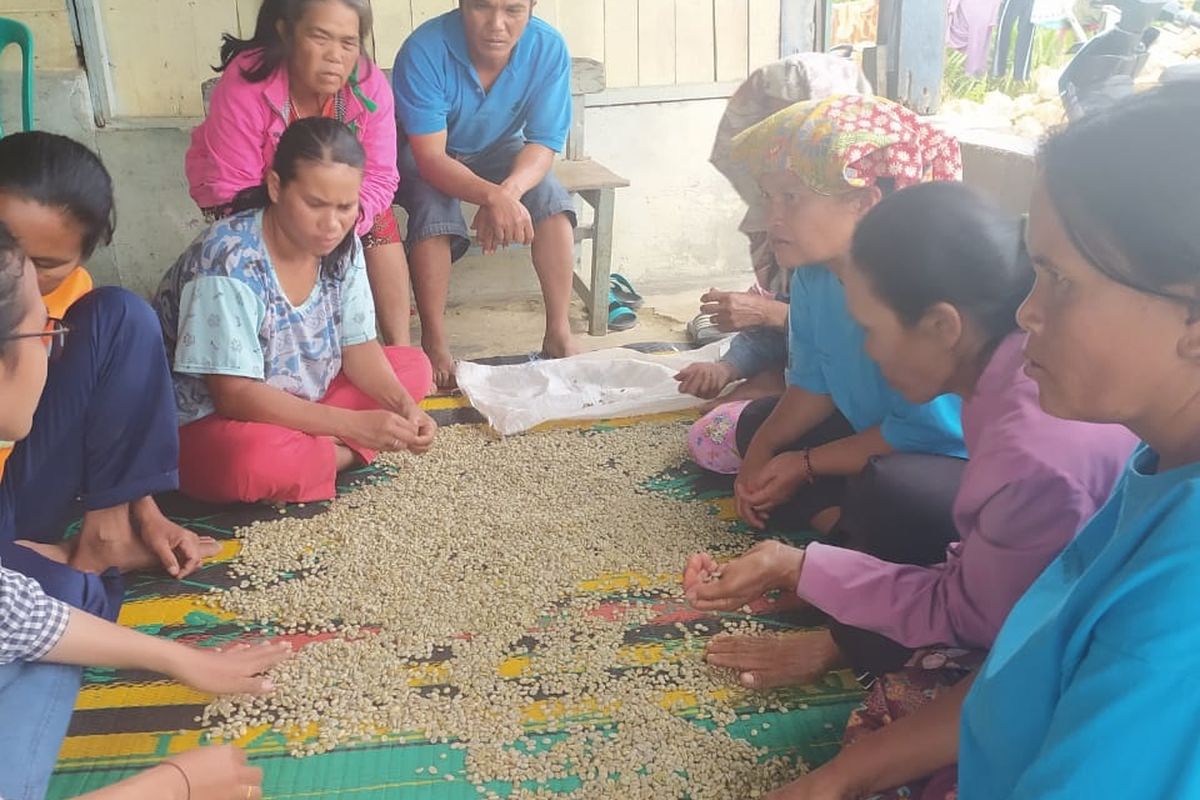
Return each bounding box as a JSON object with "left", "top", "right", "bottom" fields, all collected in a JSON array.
[
  {"left": 737, "top": 452, "right": 811, "bottom": 525},
  {"left": 401, "top": 405, "right": 438, "bottom": 455},
  {"left": 684, "top": 540, "right": 805, "bottom": 612},
  {"left": 342, "top": 409, "right": 417, "bottom": 452}
]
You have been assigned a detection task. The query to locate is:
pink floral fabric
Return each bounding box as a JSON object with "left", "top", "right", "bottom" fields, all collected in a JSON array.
[
  {"left": 687, "top": 400, "right": 753, "bottom": 474},
  {"left": 729, "top": 95, "right": 963, "bottom": 196},
  {"left": 840, "top": 648, "right": 985, "bottom": 800}
]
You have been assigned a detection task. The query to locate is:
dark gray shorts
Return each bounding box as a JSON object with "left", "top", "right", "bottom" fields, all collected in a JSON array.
[{"left": 396, "top": 137, "right": 577, "bottom": 263}]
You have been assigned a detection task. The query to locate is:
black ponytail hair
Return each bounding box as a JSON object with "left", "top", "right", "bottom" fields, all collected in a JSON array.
[
  {"left": 1039, "top": 81, "right": 1200, "bottom": 307},
  {"left": 0, "top": 222, "right": 28, "bottom": 353},
  {"left": 851, "top": 181, "right": 1033, "bottom": 349},
  {"left": 231, "top": 117, "right": 366, "bottom": 278},
  {"left": 0, "top": 131, "right": 115, "bottom": 260},
  {"left": 216, "top": 0, "right": 373, "bottom": 83}
]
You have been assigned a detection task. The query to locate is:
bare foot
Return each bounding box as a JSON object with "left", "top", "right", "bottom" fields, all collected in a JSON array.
[
  {"left": 422, "top": 340, "right": 457, "bottom": 390},
  {"left": 15, "top": 539, "right": 74, "bottom": 565},
  {"left": 132, "top": 496, "right": 222, "bottom": 579},
  {"left": 542, "top": 329, "right": 580, "bottom": 360},
  {"left": 334, "top": 442, "right": 357, "bottom": 471},
  {"left": 705, "top": 629, "right": 845, "bottom": 689},
  {"left": 811, "top": 506, "right": 842, "bottom": 536},
  {"left": 69, "top": 504, "right": 160, "bottom": 574}
]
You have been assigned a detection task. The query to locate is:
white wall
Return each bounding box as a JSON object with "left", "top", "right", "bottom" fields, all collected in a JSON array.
[
  {"left": 14, "top": 73, "right": 1041, "bottom": 308},
  {"left": 66, "top": 0, "right": 781, "bottom": 118},
  {"left": 19, "top": 87, "right": 751, "bottom": 301},
  {"left": 416, "top": 96, "right": 751, "bottom": 306}
]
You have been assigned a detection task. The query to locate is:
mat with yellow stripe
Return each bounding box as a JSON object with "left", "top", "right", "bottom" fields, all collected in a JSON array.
[{"left": 49, "top": 380, "right": 866, "bottom": 799}]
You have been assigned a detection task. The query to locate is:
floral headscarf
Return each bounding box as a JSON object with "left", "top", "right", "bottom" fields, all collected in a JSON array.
[
  {"left": 711, "top": 54, "right": 873, "bottom": 294},
  {"left": 730, "top": 95, "right": 963, "bottom": 195}
]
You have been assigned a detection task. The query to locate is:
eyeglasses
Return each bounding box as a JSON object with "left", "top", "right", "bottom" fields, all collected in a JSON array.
[{"left": 2, "top": 317, "right": 71, "bottom": 361}]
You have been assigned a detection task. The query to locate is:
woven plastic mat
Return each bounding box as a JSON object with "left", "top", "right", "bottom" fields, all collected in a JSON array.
[{"left": 47, "top": 351, "right": 864, "bottom": 799}]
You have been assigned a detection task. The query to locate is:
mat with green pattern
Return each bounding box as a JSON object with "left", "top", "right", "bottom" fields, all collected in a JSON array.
[{"left": 47, "top": 367, "right": 863, "bottom": 799}]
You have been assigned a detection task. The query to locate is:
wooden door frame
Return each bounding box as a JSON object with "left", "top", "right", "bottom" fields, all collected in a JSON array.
[
  {"left": 66, "top": 0, "right": 117, "bottom": 125},
  {"left": 780, "top": 0, "right": 838, "bottom": 55}
]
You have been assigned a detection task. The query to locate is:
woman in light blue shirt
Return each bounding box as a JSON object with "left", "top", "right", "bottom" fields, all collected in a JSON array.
[
  {"left": 156, "top": 118, "right": 437, "bottom": 505},
  {"left": 686, "top": 96, "right": 970, "bottom": 694}
]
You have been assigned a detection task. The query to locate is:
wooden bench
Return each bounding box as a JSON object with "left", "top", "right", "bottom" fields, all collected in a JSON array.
[
  {"left": 203, "top": 57, "right": 629, "bottom": 336},
  {"left": 548, "top": 58, "right": 629, "bottom": 336}
]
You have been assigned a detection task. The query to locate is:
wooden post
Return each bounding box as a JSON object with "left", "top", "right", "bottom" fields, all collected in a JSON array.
[
  {"left": 814, "top": 0, "right": 833, "bottom": 52},
  {"left": 568, "top": 94, "right": 587, "bottom": 161},
  {"left": 867, "top": 0, "right": 899, "bottom": 98},
  {"left": 780, "top": 0, "right": 817, "bottom": 55},
  {"left": 586, "top": 188, "right": 616, "bottom": 337},
  {"left": 866, "top": 0, "right": 946, "bottom": 114},
  {"left": 893, "top": 0, "right": 946, "bottom": 113},
  {"left": 569, "top": 58, "right": 606, "bottom": 162}
]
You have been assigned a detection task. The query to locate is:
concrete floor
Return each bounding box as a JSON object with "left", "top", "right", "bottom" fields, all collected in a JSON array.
[{"left": 423, "top": 276, "right": 736, "bottom": 362}]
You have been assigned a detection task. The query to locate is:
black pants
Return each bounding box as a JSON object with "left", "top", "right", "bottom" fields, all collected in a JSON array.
[
  {"left": 733, "top": 395, "right": 967, "bottom": 675},
  {"left": 734, "top": 396, "right": 856, "bottom": 532},
  {"left": 828, "top": 453, "right": 967, "bottom": 676}
]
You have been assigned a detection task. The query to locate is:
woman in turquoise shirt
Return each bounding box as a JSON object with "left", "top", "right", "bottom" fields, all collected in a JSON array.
[
  {"left": 723, "top": 95, "right": 968, "bottom": 541},
  {"left": 955, "top": 83, "right": 1200, "bottom": 798},
  {"left": 694, "top": 95, "right": 969, "bottom": 693}
]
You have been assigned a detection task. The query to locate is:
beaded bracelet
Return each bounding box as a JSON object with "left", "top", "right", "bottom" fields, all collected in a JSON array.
[
  {"left": 161, "top": 761, "right": 191, "bottom": 800},
  {"left": 801, "top": 448, "right": 816, "bottom": 484}
]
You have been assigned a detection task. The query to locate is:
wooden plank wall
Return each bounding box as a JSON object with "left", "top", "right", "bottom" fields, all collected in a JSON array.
[
  {"left": 90, "top": 0, "right": 782, "bottom": 117},
  {"left": 2, "top": 0, "right": 84, "bottom": 72},
  {"left": 603, "top": 0, "right": 780, "bottom": 88},
  {"left": 378, "top": 0, "right": 779, "bottom": 88},
  {"left": 99, "top": 0, "right": 242, "bottom": 117}
]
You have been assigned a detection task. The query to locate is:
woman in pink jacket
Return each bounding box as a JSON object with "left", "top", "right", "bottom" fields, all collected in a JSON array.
[{"left": 186, "top": 0, "right": 411, "bottom": 345}]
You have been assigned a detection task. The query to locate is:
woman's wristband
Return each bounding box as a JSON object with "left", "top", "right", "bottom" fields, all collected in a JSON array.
[{"left": 801, "top": 448, "right": 816, "bottom": 484}]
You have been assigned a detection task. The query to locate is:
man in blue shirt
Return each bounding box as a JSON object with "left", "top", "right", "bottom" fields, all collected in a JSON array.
[{"left": 393, "top": 0, "right": 578, "bottom": 388}]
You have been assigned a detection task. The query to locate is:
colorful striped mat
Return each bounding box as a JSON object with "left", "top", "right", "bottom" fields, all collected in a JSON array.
[{"left": 47, "top": 374, "right": 865, "bottom": 798}]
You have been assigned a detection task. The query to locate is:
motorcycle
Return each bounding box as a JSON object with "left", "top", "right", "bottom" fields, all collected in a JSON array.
[{"left": 1060, "top": 0, "right": 1200, "bottom": 118}]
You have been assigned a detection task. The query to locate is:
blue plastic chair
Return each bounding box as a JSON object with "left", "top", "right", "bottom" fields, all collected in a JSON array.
[{"left": 0, "top": 18, "right": 35, "bottom": 136}]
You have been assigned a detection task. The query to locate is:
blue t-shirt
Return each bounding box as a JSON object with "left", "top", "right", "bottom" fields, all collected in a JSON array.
[
  {"left": 392, "top": 10, "right": 572, "bottom": 156},
  {"left": 152, "top": 210, "right": 377, "bottom": 425},
  {"left": 960, "top": 444, "right": 1200, "bottom": 799},
  {"left": 787, "top": 267, "right": 965, "bottom": 456}
]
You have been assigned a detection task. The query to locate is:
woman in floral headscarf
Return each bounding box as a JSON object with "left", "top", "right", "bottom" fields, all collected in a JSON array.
[
  {"left": 684, "top": 94, "right": 968, "bottom": 677},
  {"left": 673, "top": 53, "right": 872, "bottom": 408},
  {"left": 686, "top": 95, "right": 966, "bottom": 497}
]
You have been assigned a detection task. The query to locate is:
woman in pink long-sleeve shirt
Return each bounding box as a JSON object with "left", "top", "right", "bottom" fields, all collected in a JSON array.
[
  {"left": 187, "top": 0, "right": 411, "bottom": 346},
  {"left": 685, "top": 183, "right": 1136, "bottom": 799}
]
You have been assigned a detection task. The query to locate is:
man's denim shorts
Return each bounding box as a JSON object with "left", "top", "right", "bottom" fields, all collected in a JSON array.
[{"left": 396, "top": 136, "right": 577, "bottom": 262}]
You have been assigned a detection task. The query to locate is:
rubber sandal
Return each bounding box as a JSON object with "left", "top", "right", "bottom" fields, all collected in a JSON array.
[
  {"left": 609, "top": 274, "right": 643, "bottom": 309},
  {"left": 608, "top": 300, "right": 638, "bottom": 332},
  {"left": 687, "top": 313, "right": 733, "bottom": 345}
]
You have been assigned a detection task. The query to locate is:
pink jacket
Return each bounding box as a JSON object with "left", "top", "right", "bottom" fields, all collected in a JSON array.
[{"left": 185, "top": 51, "right": 399, "bottom": 237}]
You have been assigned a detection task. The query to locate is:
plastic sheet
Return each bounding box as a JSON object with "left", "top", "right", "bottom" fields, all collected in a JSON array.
[{"left": 455, "top": 341, "right": 730, "bottom": 435}]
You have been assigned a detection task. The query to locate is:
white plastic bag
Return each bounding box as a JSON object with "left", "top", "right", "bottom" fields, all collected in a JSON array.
[{"left": 455, "top": 340, "right": 730, "bottom": 435}]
